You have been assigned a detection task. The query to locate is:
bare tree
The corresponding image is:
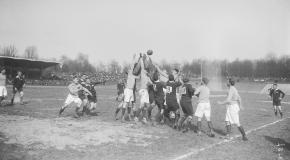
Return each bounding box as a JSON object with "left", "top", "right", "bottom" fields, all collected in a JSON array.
[
  {"left": 108, "top": 60, "right": 121, "bottom": 74},
  {"left": 1, "top": 45, "right": 17, "bottom": 57},
  {"left": 24, "top": 46, "right": 38, "bottom": 59}
]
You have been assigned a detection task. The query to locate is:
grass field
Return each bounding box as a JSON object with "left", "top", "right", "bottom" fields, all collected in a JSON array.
[{"left": 0, "top": 82, "right": 289, "bottom": 160}]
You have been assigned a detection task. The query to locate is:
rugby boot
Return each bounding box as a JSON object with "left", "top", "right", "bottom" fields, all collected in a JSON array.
[
  {"left": 279, "top": 111, "right": 283, "bottom": 118},
  {"left": 238, "top": 126, "right": 248, "bottom": 141},
  {"left": 207, "top": 121, "right": 215, "bottom": 137}
]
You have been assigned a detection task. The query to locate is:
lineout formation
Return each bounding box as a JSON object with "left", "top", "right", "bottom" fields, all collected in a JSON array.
[{"left": 55, "top": 50, "right": 286, "bottom": 141}]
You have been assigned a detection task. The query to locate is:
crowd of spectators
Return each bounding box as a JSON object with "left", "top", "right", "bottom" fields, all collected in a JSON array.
[{"left": 10, "top": 71, "right": 126, "bottom": 86}]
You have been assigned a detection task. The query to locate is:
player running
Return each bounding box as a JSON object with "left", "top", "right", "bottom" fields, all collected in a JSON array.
[
  {"left": 11, "top": 71, "right": 25, "bottom": 105},
  {"left": 58, "top": 77, "right": 92, "bottom": 118},
  {"left": 269, "top": 82, "right": 285, "bottom": 118},
  {"left": 0, "top": 68, "right": 8, "bottom": 106},
  {"left": 178, "top": 77, "right": 195, "bottom": 133},
  {"left": 194, "top": 77, "right": 215, "bottom": 137},
  {"left": 218, "top": 78, "right": 248, "bottom": 141}
]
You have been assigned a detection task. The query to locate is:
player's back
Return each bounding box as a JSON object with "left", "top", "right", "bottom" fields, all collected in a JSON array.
[
  {"left": 181, "top": 83, "right": 195, "bottom": 100},
  {"left": 195, "top": 85, "right": 210, "bottom": 103},
  {"left": 154, "top": 81, "right": 165, "bottom": 99}
]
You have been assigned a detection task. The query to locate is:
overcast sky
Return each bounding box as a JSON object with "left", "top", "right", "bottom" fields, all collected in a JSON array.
[{"left": 0, "top": 0, "right": 289, "bottom": 64}]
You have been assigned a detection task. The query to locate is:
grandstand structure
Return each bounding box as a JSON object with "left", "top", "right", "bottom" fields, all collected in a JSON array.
[{"left": 0, "top": 56, "right": 60, "bottom": 79}]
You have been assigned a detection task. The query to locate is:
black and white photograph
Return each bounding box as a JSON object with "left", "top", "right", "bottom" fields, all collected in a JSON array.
[{"left": 0, "top": 0, "right": 290, "bottom": 160}]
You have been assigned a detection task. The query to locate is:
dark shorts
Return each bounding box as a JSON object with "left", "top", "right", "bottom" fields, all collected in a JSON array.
[
  {"left": 273, "top": 100, "right": 281, "bottom": 106},
  {"left": 155, "top": 98, "right": 165, "bottom": 110},
  {"left": 117, "top": 91, "right": 124, "bottom": 96},
  {"left": 180, "top": 98, "right": 193, "bottom": 116},
  {"left": 13, "top": 87, "right": 23, "bottom": 94}
]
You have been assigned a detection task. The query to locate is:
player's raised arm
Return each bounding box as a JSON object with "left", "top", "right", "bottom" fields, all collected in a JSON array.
[{"left": 153, "top": 63, "right": 168, "bottom": 78}]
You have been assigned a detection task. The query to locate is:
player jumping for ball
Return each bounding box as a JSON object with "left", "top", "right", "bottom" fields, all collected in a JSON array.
[
  {"left": 269, "top": 82, "right": 285, "bottom": 118},
  {"left": 152, "top": 73, "right": 166, "bottom": 124},
  {"left": 164, "top": 74, "right": 182, "bottom": 129},
  {"left": 218, "top": 78, "right": 248, "bottom": 141},
  {"left": 178, "top": 77, "right": 195, "bottom": 133},
  {"left": 137, "top": 54, "right": 153, "bottom": 124},
  {"left": 115, "top": 54, "right": 139, "bottom": 122},
  {"left": 194, "top": 77, "right": 215, "bottom": 137},
  {"left": 58, "top": 77, "right": 92, "bottom": 118}
]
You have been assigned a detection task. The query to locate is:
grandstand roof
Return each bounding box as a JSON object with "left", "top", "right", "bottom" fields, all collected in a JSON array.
[{"left": 0, "top": 56, "right": 61, "bottom": 69}]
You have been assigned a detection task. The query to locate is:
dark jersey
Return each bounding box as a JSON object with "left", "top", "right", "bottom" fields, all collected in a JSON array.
[
  {"left": 153, "top": 81, "right": 166, "bottom": 101},
  {"left": 269, "top": 88, "right": 285, "bottom": 105},
  {"left": 180, "top": 83, "right": 195, "bottom": 101},
  {"left": 13, "top": 75, "right": 25, "bottom": 89},
  {"left": 117, "top": 82, "right": 125, "bottom": 95},
  {"left": 84, "top": 84, "right": 97, "bottom": 102},
  {"left": 148, "top": 84, "right": 155, "bottom": 104},
  {"left": 78, "top": 82, "right": 87, "bottom": 100},
  {"left": 166, "top": 81, "right": 182, "bottom": 111}
]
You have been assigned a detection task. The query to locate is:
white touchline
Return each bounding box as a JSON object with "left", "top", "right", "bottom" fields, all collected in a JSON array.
[
  {"left": 171, "top": 117, "right": 289, "bottom": 160},
  {"left": 257, "top": 100, "right": 290, "bottom": 105}
]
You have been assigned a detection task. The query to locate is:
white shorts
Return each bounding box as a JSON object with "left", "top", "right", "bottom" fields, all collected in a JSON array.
[
  {"left": 139, "top": 89, "right": 149, "bottom": 104},
  {"left": 195, "top": 102, "right": 211, "bottom": 120},
  {"left": 0, "top": 86, "right": 7, "bottom": 97},
  {"left": 225, "top": 104, "right": 240, "bottom": 125},
  {"left": 64, "top": 94, "right": 82, "bottom": 108},
  {"left": 124, "top": 88, "right": 134, "bottom": 103}
]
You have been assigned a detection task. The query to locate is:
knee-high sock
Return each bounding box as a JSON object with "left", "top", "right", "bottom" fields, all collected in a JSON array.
[
  {"left": 115, "top": 108, "right": 120, "bottom": 115},
  {"left": 238, "top": 126, "right": 246, "bottom": 137},
  {"left": 197, "top": 121, "right": 202, "bottom": 132},
  {"left": 121, "top": 108, "right": 126, "bottom": 117},
  {"left": 127, "top": 107, "right": 131, "bottom": 115},
  {"left": 207, "top": 121, "right": 214, "bottom": 131},
  {"left": 226, "top": 125, "right": 231, "bottom": 135}
]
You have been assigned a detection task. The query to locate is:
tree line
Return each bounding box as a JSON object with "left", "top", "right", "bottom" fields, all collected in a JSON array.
[
  {"left": 0, "top": 45, "right": 38, "bottom": 59},
  {"left": 1, "top": 45, "right": 289, "bottom": 79}
]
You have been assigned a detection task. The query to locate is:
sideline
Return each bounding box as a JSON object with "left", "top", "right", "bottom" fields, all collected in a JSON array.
[{"left": 171, "top": 117, "right": 289, "bottom": 160}]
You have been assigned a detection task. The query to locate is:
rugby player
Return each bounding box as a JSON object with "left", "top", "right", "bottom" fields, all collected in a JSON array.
[
  {"left": 58, "top": 77, "right": 92, "bottom": 118},
  {"left": 116, "top": 54, "right": 139, "bottom": 122},
  {"left": 164, "top": 74, "right": 182, "bottom": 129},
  {"left": 137, "top": 54, "right": 153, "bottom": 124},
  {"left": 178, "top": 77, "right": 195, "bottom": 133},
  {"left": 152, "top": 73, "right": 166, "bottom": 123},
  {"left": 116, "top": 79, "right": 125, "bottom": 101},
  {"left": 269, "top": 82, "right": 285, "bottom": 118},
  {"left": 218, "top": 78, "right": 248, "bottom": 141},
  {"left": 0, "top": 68, "right": 8, "bottom": 106},
  {"left": 11, "top": 71, "right": 25, "bottom": 105},
  {"left": 82, "top": 78, "right": 98, "bottom": 115},
  {"left": 194, "top": 77, "right": 215, "bottom": 137}
]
